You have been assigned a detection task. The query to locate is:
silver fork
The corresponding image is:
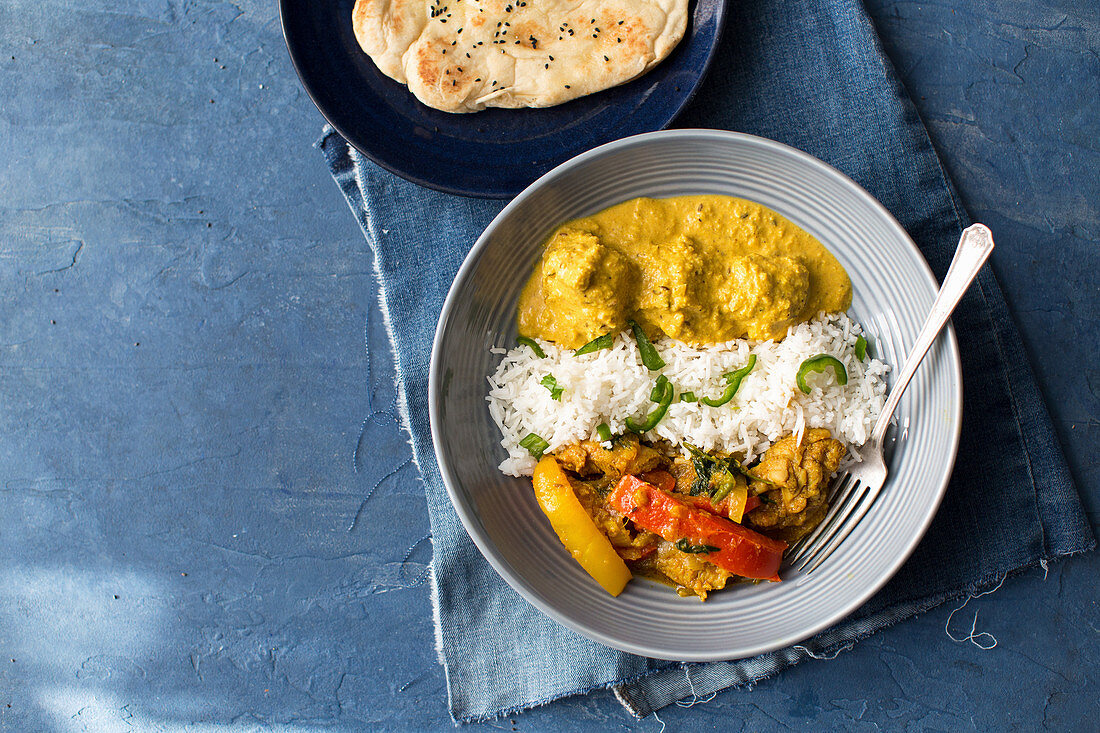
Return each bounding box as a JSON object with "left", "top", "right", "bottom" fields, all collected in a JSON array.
[{"left": 784, "top": 223, "right": 995, "bottom": 576}]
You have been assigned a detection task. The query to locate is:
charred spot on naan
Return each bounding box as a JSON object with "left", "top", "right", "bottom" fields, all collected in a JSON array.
[
  {"left": 616, "top": 16, "right": 656, "bottom": 61},
  {"left": 413, "top": 40, "right": 483, "bottom": 99},
  {"left": 413, "top": 43, "right": 443, "bottom": 89}
]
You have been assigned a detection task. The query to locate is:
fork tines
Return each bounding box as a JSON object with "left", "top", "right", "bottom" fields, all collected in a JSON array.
[{"left": 784, "top": 472, "right": 874, "bottom": 575}]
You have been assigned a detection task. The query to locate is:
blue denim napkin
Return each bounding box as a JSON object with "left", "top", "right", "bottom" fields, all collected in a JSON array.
[{"left": 320, "top": 0, "right": 1093, "bottom": 721}]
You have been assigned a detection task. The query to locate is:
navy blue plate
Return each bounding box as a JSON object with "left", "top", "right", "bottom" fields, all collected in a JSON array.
[{"left": 280, "top": 0, "right": 727, "bottom": 198}]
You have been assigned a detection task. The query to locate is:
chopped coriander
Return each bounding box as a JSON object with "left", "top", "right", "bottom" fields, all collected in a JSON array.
[
  {"left": 519, "top": 433, "right": 549, "bottom": 458},
  {"left": 675, "top": 539, "right": 719, "bottom": 554},
  {"left": 540, "top": 374, "right": 565, "bottom": 400}
]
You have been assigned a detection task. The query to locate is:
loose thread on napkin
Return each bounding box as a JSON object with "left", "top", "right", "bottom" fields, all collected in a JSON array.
[
  {"left": 944, "top": 573, "right": 1007, "bottom": 650},
  {"left": 650, "top": 711, "right": 667, "bottom": 733},
  {"left": 674, "top": 666, "right": 717, "bottom": 708},
  {"left": 793, "top": 644, "right": 851, "bottom": 661}
]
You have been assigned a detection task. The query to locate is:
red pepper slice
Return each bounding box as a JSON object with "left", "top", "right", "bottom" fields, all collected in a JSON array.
[
  {"left": 640, "top": 471, "right": 761, "bottom": 520},
  {"left": 609, "top": 475, "right": 787, "bottom": 580}
]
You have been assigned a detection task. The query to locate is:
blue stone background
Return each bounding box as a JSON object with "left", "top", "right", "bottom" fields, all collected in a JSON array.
[{"left": 0, "top": 0, "right": 1096, "bottom": 730}]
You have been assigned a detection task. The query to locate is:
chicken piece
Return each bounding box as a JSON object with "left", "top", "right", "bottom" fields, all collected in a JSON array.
[
  {"left": 588, "top": 433, "right": 663, "bottom": 478},
  {"left": 667, "top": 454, "right": 697, "bottom": 493},
  {"left": 746, "top": 429, "right": 846, "bottom": 538},
  {"left": 552, "top": 433, "right": 663, "bottom": 480},
  {"left": 562, "top": 468, "right": 660, "bottom": 558},
  {"left": 553, "top": 442, "right": 590, "bottom": 476},
  {"left": 653, "top": 540, "right": 731, "bottom": 600}
]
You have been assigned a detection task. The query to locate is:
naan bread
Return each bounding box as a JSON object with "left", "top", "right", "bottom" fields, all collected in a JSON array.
[{"left": 352, "top": 0, "right": 688, "bottom": 113}]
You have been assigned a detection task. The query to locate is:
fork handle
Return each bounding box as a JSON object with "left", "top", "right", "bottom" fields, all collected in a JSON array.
[{"left": 870, "top": 223, "right": 995, "bottom": 446}]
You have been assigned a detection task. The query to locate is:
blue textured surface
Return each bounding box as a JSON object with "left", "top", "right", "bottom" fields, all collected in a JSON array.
[{"left": 1, "top": 1, "right": 1097, "bottom": 731}]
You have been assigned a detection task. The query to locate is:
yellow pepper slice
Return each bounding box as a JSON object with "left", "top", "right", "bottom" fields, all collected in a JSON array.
[
  {"left": 531, "top": 455, "right": 632, "bottom": 596},
  {"left": 725, "top": 484, "right": 749, "bottom": 524}
]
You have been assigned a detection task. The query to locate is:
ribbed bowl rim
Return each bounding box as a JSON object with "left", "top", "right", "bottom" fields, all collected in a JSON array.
[{"left": 429, "top": 128, "right": 963, "bottom": 661}]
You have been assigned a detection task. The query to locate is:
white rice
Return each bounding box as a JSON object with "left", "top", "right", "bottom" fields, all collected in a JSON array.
[{"left": 486, "top": 312, "right": 890, "bottom": 477}]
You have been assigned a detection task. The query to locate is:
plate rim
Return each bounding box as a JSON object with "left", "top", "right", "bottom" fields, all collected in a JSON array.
[
  {"left": 429, "top": 128, "right": 964, "bottom": 661},
  {"left": 279, "top": 0, "right": 729, "bottom": 199}
]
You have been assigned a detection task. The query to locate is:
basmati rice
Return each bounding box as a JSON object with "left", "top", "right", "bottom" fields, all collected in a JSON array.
[{"left": 487, "top": 313, "right": 889, "bottom": 477}]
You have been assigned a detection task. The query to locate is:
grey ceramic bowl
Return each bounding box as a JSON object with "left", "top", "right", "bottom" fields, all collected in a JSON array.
[{"left": 429, "top": 129, "right": 962, "bottom": 661}]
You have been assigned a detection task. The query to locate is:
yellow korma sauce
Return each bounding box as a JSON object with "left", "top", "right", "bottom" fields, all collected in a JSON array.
[{"left": 517, "top": 195, "right": 852, "bottom": 347}]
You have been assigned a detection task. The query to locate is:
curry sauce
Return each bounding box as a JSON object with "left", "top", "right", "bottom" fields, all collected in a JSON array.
[{"left": 517, "top": 195, "right": 852, "bottom": 347}]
